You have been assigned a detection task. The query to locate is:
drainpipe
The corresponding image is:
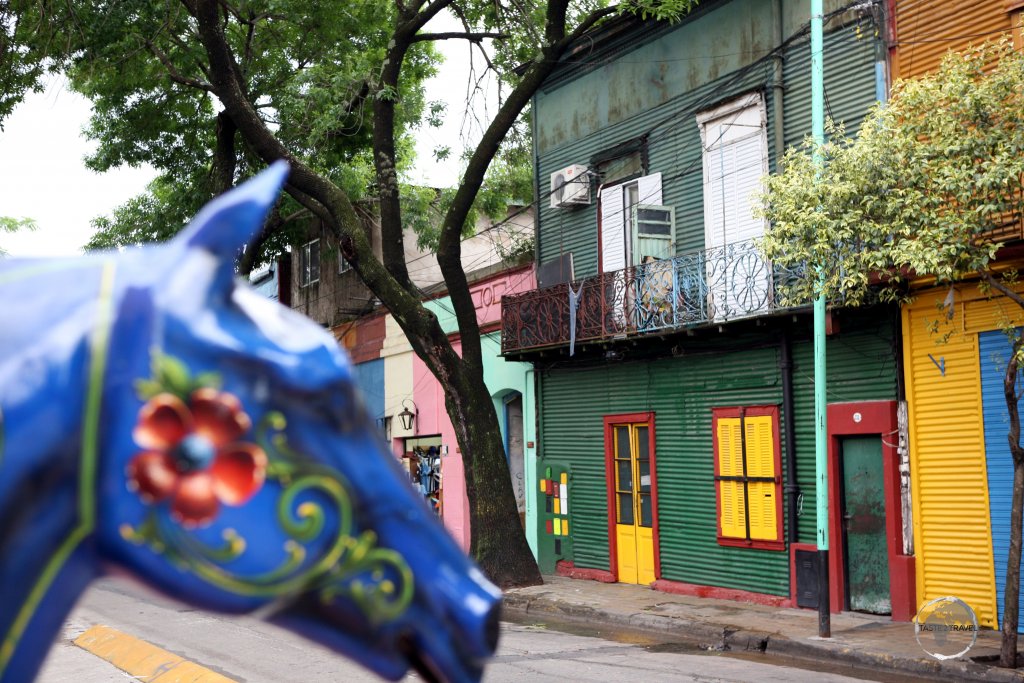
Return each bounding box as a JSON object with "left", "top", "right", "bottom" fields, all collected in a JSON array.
[
  {"left": 780, "top": 328, "right": 800, "bottom": 544},
  {"left": 874, "top": 0, "right": 890, "bottom": 107},
  {"left": 772, "top": 0, "right": 786, "bottom": 168},
  {"left": 531, "top": 93, "right": 542, "bottom": 264}
]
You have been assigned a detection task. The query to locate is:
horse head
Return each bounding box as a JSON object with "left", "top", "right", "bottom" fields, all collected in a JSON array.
[{"left": 0, "top": 163, "right": 500, "bottom": 683}]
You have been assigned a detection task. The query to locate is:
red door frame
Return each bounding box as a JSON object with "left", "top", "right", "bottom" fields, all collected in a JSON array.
[
  {"left": 825, "top": 400, "right": 916, "bottom": 621},
  {"left": 603, "top": 412, "right": 661, "bottom": 583}
]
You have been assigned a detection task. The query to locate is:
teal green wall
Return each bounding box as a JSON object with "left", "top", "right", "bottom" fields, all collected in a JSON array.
[{"left": 537, "top": 309, "right": 897, "bottom": 594}]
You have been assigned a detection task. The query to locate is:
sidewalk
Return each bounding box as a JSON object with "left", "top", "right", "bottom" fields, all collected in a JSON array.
[{"left": 504, "top": 575, "right": 1024, "bottom": 682}]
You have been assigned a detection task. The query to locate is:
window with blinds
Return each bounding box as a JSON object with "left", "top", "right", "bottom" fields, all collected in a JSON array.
[
  {"left": 712, "top": 405, "right": 784, "bottom": 550},
  {"left": 697, "top": 92, "right": 768, "bottom": 252},
  {"left": 697, "top": 94, "right": 770, "bottom": 320},
  {"left": 299, "top": 238, "right": 320, "bottom": 287}
]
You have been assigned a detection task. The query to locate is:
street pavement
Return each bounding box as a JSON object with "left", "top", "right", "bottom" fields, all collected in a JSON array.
[
  {"left": 505, "top": 575, "right": 1024, "bottom": 682},
  {"left": 38, "top": 575, "right": 883, "bottom": 682}
]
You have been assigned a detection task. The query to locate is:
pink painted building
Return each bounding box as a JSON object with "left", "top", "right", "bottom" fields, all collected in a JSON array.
[{"left": 387, "top": 264, "right": 537, "bottom": 551}]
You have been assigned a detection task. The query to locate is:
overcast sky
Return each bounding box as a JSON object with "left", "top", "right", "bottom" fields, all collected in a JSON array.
[{"left": 0, "top": 17, "right": 492, "bottom": 258}]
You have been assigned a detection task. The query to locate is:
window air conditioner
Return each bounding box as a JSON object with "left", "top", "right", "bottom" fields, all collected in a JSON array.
[{"left": 549, "top": 164, "right": 590, "bottom": 208}]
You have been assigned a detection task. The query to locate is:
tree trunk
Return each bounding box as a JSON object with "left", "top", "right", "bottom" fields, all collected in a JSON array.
[
  {"left": 445, "top": 358, "right": 541, "bottom": 588},
  {"left": 1001, "top": 339, "right": 1024, "bottom": 668},
  {"left": 185, "top": 0, "right": 582, "bottom": 588}
]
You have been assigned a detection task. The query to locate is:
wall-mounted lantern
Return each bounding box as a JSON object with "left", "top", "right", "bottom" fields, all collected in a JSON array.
[{"left": 398, "top": 399, "right": 417, "bottom": 433}]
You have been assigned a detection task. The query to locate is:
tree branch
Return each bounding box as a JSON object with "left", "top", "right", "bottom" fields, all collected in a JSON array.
[
  {"left": 320, "top": 81, "right": 370, "bottom": 140},
  {"left": 411, "top": 31, "right": 508, "bottom": 43},
  {"left": 416, "top": 0, "right": 453, "bottom": 25},
  {"left": 980, "top": 269, "right": 1024, "bottom": 310},
  {"left": 284, "top": 182, "right": 338, "bottom": 232},
  {"left": 237, "top": 206, "right": 282, "bottom": 275},
  {"left": 435, "top": 0, "right": 609, "bottom": 371},
  {"left": 242, "top": 10, "right": 256, "bottom": 77},
  {"left": 210, "top": 110, "right": 236, "bottom": 195},
  {"left": 183, "top": 0, "right": 423, "bottom": 325},
  {"left": 371, "top": 0, "right": 455, "bottom": 292},
  {"left": 565, "top": 5, "right": 617, "bottom": 43},
  {"left": 145, "top": 39, "right": 214, "bottom": 91}
]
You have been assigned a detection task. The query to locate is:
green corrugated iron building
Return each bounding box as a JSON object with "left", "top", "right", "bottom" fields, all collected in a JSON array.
[{"left": 501, "top": 0, "right": 918, "bottom": 620}]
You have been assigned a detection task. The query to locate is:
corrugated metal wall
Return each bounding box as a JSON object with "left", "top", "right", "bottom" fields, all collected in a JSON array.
[
  {"left": 893, "top": 1, "right": 1012, "bottom": 80},
  {"left": 979, "top": 330, "right": 1024, "bottom": 632},
  {"left": 539, "top": 313, "right": 897, "bottom": 595},
  {"left": 790, "top": 308, "right": 900, "bottom": 541},
  {"left": 537, "top": 15, "right": 880, "bottom": 277},
  {"left": 903, "top": 285, "right": 1002, "bottom": 629},
  {"left": 782, "top": 18, "right": 879, "bottom": 149}
]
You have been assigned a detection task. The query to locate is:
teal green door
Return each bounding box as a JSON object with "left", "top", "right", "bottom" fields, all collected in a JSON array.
[{"left": 841, "top": 436, "right": 891, "bottom": 614}]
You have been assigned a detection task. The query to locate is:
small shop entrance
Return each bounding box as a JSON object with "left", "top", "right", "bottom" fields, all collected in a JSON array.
[
  {"left": 404, "top": 435, "right": 443, "bottom": 516},
  {"left": 822, "top": 401, "right": 915, "bottom": 622}
]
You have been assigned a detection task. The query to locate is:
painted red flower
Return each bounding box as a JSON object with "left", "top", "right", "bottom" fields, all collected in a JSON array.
[{"left": 126, "top": 388, "right": 267, "bottom": 528}]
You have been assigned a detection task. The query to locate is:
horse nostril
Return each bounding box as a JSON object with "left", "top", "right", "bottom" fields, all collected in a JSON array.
[{"left": 484, "top": 602, "right": 502, "bottom": 653}]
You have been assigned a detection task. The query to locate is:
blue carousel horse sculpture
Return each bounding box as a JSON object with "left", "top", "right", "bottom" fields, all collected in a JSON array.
[{"left": 0, "top": 162, "right": 501, "bottom": 683}]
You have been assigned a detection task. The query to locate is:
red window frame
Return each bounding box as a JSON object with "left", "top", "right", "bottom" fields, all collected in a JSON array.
[{"left": 711, "top": 405, "right": 784, "bottom": 551}]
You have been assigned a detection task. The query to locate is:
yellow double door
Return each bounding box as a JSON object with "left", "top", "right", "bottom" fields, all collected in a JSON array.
[{"left": 613, "top": 422, "right": 656, "bottom": 585}]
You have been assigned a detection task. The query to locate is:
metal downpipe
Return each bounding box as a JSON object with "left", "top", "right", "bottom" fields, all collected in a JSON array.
[{"left": 780, "top": 329, "right": 800, "bottom": 545}]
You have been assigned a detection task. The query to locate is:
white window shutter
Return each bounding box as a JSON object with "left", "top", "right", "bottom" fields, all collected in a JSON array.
[
  {"left": 637, "top": 172, "right": 662, "bottom": 207},
  {"left": 600, "top": 184, "right": 625, "bottom": 273},
  {"left": 704, "top": 135, "right": 764, "bottom": 251},
  {"left": 602, "top": 172, "right": 664, "bottom": 273}
]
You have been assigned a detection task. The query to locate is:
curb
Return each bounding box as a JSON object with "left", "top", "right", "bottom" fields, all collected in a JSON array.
[
  {"left": 764, "top": 633, "right": 1024, "bottom": 682},
  {"left": 503, "top": 593, "right": 1024, "bottom": 682},
  {"left": 74, "top": 624, "right": 236, "bottom": 682}
]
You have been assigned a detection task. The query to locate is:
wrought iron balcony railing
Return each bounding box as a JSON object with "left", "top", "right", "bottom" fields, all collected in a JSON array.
[{"left": 501, "top": 239, "right": 807, "bottom": 354}]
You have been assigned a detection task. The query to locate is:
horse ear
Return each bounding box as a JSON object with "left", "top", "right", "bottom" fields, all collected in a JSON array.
[{"left": 177, "top": 161, "right": 290, "bottom": 259}]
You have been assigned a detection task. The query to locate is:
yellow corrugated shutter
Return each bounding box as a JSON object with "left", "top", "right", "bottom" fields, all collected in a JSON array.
[
  {"left": 717, "top": 417, "right": 746, "bottom": 538},
  {"left": 744, "top": 415, "right": 777, "bottom": 541},
  {"left": 893, "top": 1, "right": 1011, "bottom": 80}
]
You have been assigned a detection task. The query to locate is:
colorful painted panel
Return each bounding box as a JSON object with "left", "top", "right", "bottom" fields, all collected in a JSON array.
[{"left": 537, "top": 466, "right": 572, "bottom": 572}]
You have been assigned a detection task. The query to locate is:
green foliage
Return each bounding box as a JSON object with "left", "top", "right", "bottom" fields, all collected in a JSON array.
[
  {"left": 0, "top": 215, "right": 36, "bottom": 232},
  {"left": 0, "top": 5, "right": 47, "bottom": 124},
  {"left": 0, "top": 214, "right": 36, "bottom": 256},
  {"left": 758, "top": 40, "right": 1024, "bottom": 306},
  {"left": 622, "top": 0, "right": 701, "bottom": 23},
  {"left": 5, "top": 0, "right": 430, "bottom": 262}
]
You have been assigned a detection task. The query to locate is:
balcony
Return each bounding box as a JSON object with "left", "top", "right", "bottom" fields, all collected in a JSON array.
[{"left": 501, "top": 239, "right": 807, "bottom": 355}]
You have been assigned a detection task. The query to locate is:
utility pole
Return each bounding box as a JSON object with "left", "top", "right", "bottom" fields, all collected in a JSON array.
[{"left": 810, "top": 0, "right": 830, "bottom": 639}]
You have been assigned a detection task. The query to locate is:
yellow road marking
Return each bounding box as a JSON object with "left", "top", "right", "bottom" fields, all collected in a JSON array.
[{"left": 74, "top": 625, "right": 236, "bottom": 682}]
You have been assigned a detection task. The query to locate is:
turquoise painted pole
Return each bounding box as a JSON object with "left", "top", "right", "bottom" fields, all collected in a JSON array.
[{"left": 811, "top": 0, "right": 830, "bottom": 638}]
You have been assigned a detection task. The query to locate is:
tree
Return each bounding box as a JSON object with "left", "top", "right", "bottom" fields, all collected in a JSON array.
[
  {"left": 2, "top": 0, "right": 698, "bottom": 587},
  {"left": 758, "top": 40, "right": 1024, "bottom": 665},
  {"left": 0, "top": 216, "right": 36, "bottom": 256}
]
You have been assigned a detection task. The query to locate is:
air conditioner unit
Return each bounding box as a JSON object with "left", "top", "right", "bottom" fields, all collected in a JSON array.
[{"left": 549, "top": 164, "right": 590, "bottom": 208}]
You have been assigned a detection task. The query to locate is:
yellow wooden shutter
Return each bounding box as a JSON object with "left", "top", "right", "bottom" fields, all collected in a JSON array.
[
  {"left": 717, "top": 417, "right": 746, "bottom": 538},
  {"left": 744, "top": 414, "right": 777, "bottom": 541}
]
